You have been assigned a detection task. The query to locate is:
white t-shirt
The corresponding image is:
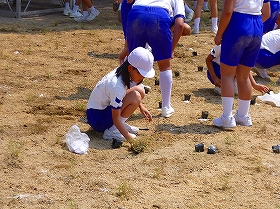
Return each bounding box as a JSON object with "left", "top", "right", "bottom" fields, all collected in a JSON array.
[
  {"left": 133, "top": 0, "right": 185, "bottom": 17},
  {"left": 234, "top": 0, "right": 263, "bottom": 15},
  {"left": 260, "top": 29, "right": 280, "bottom": 54},
  {"left": 210, "top": 45, "right": 221, "bottom": 65},
  {"left": 87, "top": 69, "right": 126, "bottom": 110}
]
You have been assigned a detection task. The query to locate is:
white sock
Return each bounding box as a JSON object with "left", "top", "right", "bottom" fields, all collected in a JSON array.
[
  {"left": 120, "top": 116, "right": 127, "bottom": 123},
  {"left": 160, "top": 70, "right": 172, "bottom": 108},
  {"left": 212, "top": 17, "right": 218, "bottom": 29},
  {"left": 237, "top": 99, "right": 250, "bottom": 117},
  {"left": 194, "top": 18, "right": 200, "bottom": 30},
  {"left": 185, "top": 4, "right": 192, "bottom": 13},
  {"left": 64, "top": 2, "right": 70, "bottom": 10},
  {"left": 203, "top": 2, "right": 208, "bottom": 8},
  {"left": 72, "top": 5, "right": 79, "bottom": 13},
  {"left": 89, "top": 7, "right": 96, "bottom": 13},
  {"left": 193, "top": 0, "right": 197, "bottom": 9},
  {"left": 83, "top": 11, "right": 89, "bottom": 17},
  {"left": 222, "top": 97, "right": 234, "bottom": 118}
]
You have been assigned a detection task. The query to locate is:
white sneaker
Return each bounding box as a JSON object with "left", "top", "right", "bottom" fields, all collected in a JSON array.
[
  {"left": 203, "top": 7, "right": 210, "bottom": 12},
  {"left": 140, "top": 84, "right": 151, "bottom": 94},
  {"left": 185, "top": 10, "right": 194, "bottom": 23},
  {"left": 214, "top": 86, "right": 221, "bottom": 95},
  {"left": 145, "top": 43, "right": 152, "bottom": 52},
  {"left": 124, "top": 123, "right": 139, "bottom": 134},
  {"left": 162, "top": 107, "right": 175, "bottom": 118},
  {"left": 86, "top": 9, "right": 100, "bottom": 21},
  {"left": 103, "top": 128, "right": 125, "bottom": 141},
  {"left": 211, "top": 27, "right": 218, "bottom": 34},
  {"left": 74, "top": 16, "right": 87, "bottom": 22},
  {"left": 234, "top": 111, "right": 252, "bottom": 126},
  {"left": 192, "top": 28, "right": 199, "bottom": 34},
  {"left": 213, "top": 115, "right": 236, "bottom": 128},
  {"left": 70, "top": 11, "right": 83, "bottom": 18},
  {"left": 252, "top": 67, "right": 270, "bottom": 81},
  {"left": 63, "top": 8, "right": 72, "bottom": 16}
]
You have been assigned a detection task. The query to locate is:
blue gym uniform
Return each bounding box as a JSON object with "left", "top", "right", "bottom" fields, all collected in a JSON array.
[
  {"left": 125, "top": 0, "right": 185, "bottom": 61},
  {"left": 221, "top": 12, "right": 263, "bottom": 67},
  {"left": 255, "top": 29, "right": 280, "bottom": 68},
  {"left": 86, "top": 69, "right": 126, "bottom": 132},
  {"left": 121, "top": 0, "right": 135, "bottom": 38}
]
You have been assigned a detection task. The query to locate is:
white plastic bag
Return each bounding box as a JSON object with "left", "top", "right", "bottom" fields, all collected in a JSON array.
[
  {"left": 257, "top": 91, "right": 280, "bottom": 107},
  {"left": 65, "top": 124, "right": 90, "bottom": 154}
]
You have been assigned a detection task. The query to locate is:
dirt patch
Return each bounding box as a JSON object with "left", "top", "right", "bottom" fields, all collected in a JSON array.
[{"left": 0, "top": 0, "right": 280, "bottom": 208}]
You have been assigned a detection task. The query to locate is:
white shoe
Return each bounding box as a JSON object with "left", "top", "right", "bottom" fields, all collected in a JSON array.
[
  {"left": 192, "top": 28, "right": 199, "bottom": 34},
  {"left": 213, "top": 115, "right": 236, "bottom": 128},
  {"left": 70, "top": 11, "right": 82, "bottom": 18},
  {"left": 145, "top": 43, "right": 152, "bottom": 52},
  {"left": 139, "top": 84, "right": 151, "bottom": 94},
  {"left": 63, "top": 8, "right": 72, "bottom": 16},
  {"left": 103, "top": 128, "right": 125, "bottom": 141},
  {"left": 234, "top": 111, "right": 252, "bottom": 126},
  {"left": 74, "top": 16, "right": 87, "bottom": 22},
  {"left": 213, "top": 86, "right": 221, "bottom": 95},
  {"left": 124, "top": 123, "right": 139, "bottom": 134},
  {"left": 161, "top": 107, "right": 175, "bottom": 118},
  {"left": 252, "top": 67, "right": 270, "bottom": 81},
  {"left": 86, "top": 9, "right": 100, "bottom": 21},
  {"left": 211, "top": 27, "right": 218, "bottom": 34},
  {"left": 203, "top": 7, "right": 210, "bottom": 12},
  {"left": 185, "top": 10, "right": 194, "bottom": 23}
]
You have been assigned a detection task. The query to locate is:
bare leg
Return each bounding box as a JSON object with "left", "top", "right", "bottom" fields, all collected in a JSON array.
[{"left": 120, "top": 85, "right": 145, "bottom": 118}]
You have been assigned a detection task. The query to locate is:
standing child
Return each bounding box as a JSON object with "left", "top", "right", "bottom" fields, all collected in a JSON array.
[
  {"left": 213, "top": 0, "right": 265, "bottom": 128},
  {"left": 86, "top": 47, "right": 155, "bottom": 144},
  {"left": 192, "top": 0, "right": 218, "bottom": 34},
  {"left": 125, "top": 0, "right": 186, "bottom": 118}
]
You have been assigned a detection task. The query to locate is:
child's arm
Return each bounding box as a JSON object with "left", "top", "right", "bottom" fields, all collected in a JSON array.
[
  {"left": 172, "top": 17, "right": 185, "bottom": 53},
  {"left": 214, "top": 0, "right": 234, "bottom": 45},
  {"left": 261, "top": 1, "right": 271, "bottom": 22},
  {"left": 139, "top": 103, "right": 152, "bottom": 122},
  {"left": 206, "top": 54, "right": 221, "bottom": 87},
  {"left": 249, "top": 73, "right": 269, "bottom": 93}
]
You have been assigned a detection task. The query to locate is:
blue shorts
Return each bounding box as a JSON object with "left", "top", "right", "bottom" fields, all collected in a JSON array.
[
  {"left": 126, "top": 6, "right": 172, "bottom": 61},
  {"left": 255, "top": 49, "right": 280, "bottom": 69},
  {"left": 263, "top": 1, "right": 280, "bottom": 33},
  {"left": 121, "top": 0, "right": 134, "bottom": 38},
  {"left": 221, "top": 12, "right": 263, "bottom": 67},
  {"left": 207, "top": 61, "right": 221, "bottom": 85},
  {"left": 86, "top": 106, "right": 113, "bottom": 133}
]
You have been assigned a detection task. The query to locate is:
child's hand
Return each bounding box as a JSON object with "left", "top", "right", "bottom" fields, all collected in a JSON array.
[
  {"left": 255, "top": 84, "right": 269, "bottom": 94},
  {"left": 140, "top": 105, "right": 153, "bottom": 122}
]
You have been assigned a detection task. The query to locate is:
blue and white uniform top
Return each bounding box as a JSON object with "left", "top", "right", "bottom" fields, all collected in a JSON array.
[
  {"left": 234, "top": 0, "right": 263, "bottom": 15},
  {"left": 133, "top": 0, "right": 185, "bottom": 18},
  {"left": 260, "top": 29, "right": 280, "bottom": 54},
  {"left": 87, "top": 69, "right": 137, "bottom": 110},
  {"left": 210, "top": 45, "right": 221, "bottom": 65}
]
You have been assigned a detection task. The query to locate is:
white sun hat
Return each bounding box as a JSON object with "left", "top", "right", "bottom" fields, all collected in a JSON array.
[{"left": 128, "top": 47, "right": 155, "bottom": 78}]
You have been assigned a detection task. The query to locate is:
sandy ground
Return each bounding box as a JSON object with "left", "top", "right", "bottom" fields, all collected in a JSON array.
[{"left": 0, "top": 0, "right": 280, "bottom": 208}]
